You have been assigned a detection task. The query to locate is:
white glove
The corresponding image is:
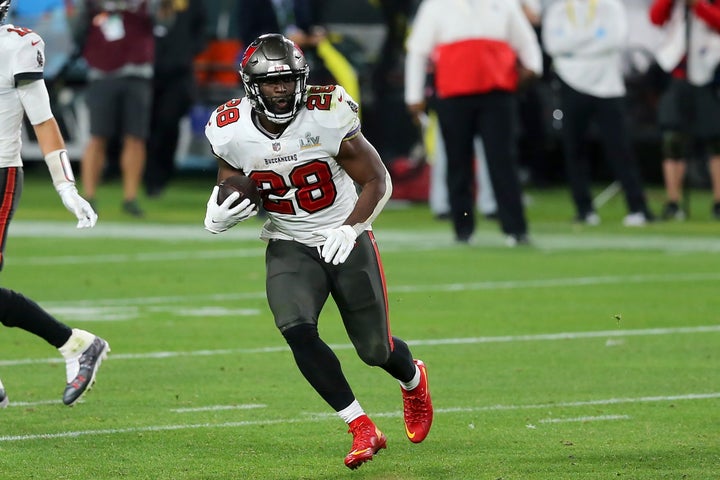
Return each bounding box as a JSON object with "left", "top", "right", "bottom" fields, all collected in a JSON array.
[
  {"left": 57, "top": 183, "right": 98, "bottom": 228},
  {"left": 204, "top": 185, "right": 258, "bottom": 234},
  {"left": 313, "top": 225, "right": 358, "bottom": 265}
]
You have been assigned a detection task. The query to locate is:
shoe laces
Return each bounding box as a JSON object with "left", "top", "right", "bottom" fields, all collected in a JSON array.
[
  {"left": 403, "top": 384, "right": 430, "bottom": 422},
  {"left": 79, "top": 342, "right": 97, "bottom": 365},
  {"left": 348, "top": 418, "right": 376, "bottom": 450}
]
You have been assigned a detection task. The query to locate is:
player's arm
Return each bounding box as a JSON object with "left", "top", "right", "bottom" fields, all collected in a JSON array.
[
  {"left": 335, "top": 132, "right": 392, "bottom": 235},
  {"left": 216, "top": 157, "right": 244, "bottom": 184},
  {"left": 17, "top": 79, "right": 97, "bottom": 228},
  {"left": 33, "top": 116, "right": 67, "bottom": 156},
  {"left": 313, "top": 131, "right": 392, "bottom": 265},
  {"left": 203, "top": 157, "right": 257, "bottom": 234}
]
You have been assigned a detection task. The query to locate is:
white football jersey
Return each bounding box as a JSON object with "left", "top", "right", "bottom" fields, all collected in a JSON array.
[
  {"left": 0, "top": 24, "right": 46, "bottom": 167},
  {"left": 206, "top": 85, "right": 364, "bottom": 246}
]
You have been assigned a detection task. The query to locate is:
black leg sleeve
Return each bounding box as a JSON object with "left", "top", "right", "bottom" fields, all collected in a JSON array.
[
  {"left": 282, "top": 323, "right": 355, "bottom": 411},
  {"left": 0, "top": 287, "right": 72, "bottom": 348},
  {"left": 379, "top": 336, "right": 416, "bottom": 383}
]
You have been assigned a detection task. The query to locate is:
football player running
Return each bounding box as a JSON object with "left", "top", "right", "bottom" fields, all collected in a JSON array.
[
  {"left": 204, "top": 33, "right": 433, "bottom": 469},
  {"left": 0, "top": 0, "right": 109, "bottom": 408}
]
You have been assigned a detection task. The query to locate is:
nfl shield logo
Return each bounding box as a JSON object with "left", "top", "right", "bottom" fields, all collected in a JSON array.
[{"left": 272, "top": 142, "right": 281, "bottom": 152}]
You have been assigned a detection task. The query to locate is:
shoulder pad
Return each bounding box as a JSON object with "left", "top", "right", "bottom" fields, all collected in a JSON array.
[
  {"left": 205, "top": 98, "right": 244, "bottom": 153},
  {"left": 304, "top": 85, "right": 359, "bottom": 131}
]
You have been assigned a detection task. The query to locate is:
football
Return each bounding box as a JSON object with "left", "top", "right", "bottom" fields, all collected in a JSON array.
[{"left": 217, "top": 175, "right": 262, "bottom": 209}]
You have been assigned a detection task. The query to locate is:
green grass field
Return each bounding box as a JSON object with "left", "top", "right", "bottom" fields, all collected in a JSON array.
[{"left": 0, "top": 171, "right": 719, "bottom": 479}]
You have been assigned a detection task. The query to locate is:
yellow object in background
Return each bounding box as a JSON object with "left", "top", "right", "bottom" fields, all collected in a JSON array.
[{"left": 316, "top": 37, "right": 361, "bottom": 116}]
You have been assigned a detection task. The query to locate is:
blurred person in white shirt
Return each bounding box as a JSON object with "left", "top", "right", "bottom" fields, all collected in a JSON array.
[
  {"left": 543, "top": 0, "right": 655, "bottom": 226},
  {"left": 405, "top": 0, "right": 542, "bottom": 246}
]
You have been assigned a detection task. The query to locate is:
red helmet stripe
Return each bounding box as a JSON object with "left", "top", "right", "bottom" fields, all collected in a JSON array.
[{"left": 241, "top": 45, "right": 259, "bottom": 68}]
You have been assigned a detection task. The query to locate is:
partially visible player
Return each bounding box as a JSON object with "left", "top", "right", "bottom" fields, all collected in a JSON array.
[
  {"left": 0, "top": 0, "right": 109, "bottom": 407},
  {"left": 203, "top": 34, "right": 433, "bottom": 469}
]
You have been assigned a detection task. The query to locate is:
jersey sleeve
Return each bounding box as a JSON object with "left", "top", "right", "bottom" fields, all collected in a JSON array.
[
  {"left": 310, "top": 85, "right": 361, "bottom": 142},
  {"left": 11, "top": 29, "right": 46, "bottom": 84},
  {"left": 204, "top": 101, "right": 239, "bottom": 163}
]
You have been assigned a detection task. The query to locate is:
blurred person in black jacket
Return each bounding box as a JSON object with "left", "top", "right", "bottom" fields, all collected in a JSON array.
[
  {"left": 145, "top": 0, "right": 207, "bottom": 197},
  {"left": 237, "top": 0, "right": 329, "bottom": 83}
]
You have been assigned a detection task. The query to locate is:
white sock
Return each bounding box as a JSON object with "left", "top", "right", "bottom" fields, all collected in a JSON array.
[
  {"left": 337, "top": 400, "right": 365, "bottom": 424},
  {"left": 399, "top": 364, "right": 421, "bottom": 391},
  {"left": 58, "top": 329, "right": 95, "bottom": 383}
]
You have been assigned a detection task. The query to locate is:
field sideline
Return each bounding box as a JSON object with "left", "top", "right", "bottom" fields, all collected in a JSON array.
[{"left": 0, "top": 175, "right": 718, "bottom": 479}]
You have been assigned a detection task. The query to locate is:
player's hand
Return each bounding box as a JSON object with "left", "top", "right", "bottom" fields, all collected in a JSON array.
[
  {"left": 313, "top": 225, "right": 358, "bottom": 265},
  {"left": 204, "top": 185, "right": 257, "bottom": 234},
  {"left": 57, "top": 183, "right": 98, "bottom": 228}
]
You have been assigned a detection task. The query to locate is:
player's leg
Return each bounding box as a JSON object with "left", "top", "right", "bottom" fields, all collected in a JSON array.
[
  {"left": 595, "top": 97, "right": 652, "bottom": 222},
  {"left": 657, "top": 80, "right": 691, "bottom": 220},
  {"left": 267, "top": 239, "right": 352, "bottom": 408},
  {"left": 661, "top": 130, "right": 689, "bottom": 220},
  {"left": 434, "top": 97, "right": 477, "bottom": 242},
  {"left": 0, "top": 290, "right": 109, "bottom": 406},
  {"left": 477, "top": 92, "right": 528, "bottom": 240},
  {"left": 557, "top": 83, "right": 596, "bottom": 222},
  {"left": 0, "top": 169, "right": 70, "bottom": 345},
  {"left": 0, "top": 168, "right": 109, "bottom": 405},
  {"left": 81, "top": 77, "right": 115, "bottom": 204},
  {"left": 0, "top": 377, "right": 7, "bottom": 408},
  {"left": 266, "top": 240, "right": 383, "bottom": 468},
  {"left": 331, "top": 232, "right": 433, "bottom": 443},
  {"left": 119, "top": 78, "right": 152, "bottom": 216},
  {"left": 708, "top": 144, "right": 720, "bottom": 219}
]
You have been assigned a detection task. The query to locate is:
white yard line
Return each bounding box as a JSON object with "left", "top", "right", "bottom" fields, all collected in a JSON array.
[
  {"left": 171, "top": 404, "right": 267, "bottom": 413},
  {"left": 0, "top": 392, "right": 716, "bottom": 442},
  {"left": 538, "top": 414, "right": 631, "bottom": 424},
  {"left": 29, "top": 272, "right": 720, "bottom": 309},
  {"left": 1, "top": 324, "right": 719, "bottom": 368},
  {"left": 7, "top": 220, "right": 720, "bottom": 253}
]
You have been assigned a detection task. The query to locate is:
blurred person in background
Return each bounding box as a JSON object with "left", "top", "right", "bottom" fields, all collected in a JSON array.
[
  {"left": 237, "top": 0, "right": 360, "bottom": 104},
  {"left": 69, "top": 0, "right": 174, "bottom": 217},
  {"left": 144, "top": 0, "right": 207, "bottom": 198},
  {"left": 237, "top": 0, "right": 324, "bottom": 48},
  {"left": 426, "top": 121, "right": 498, "bottom": 221},
  {"left": 516, "top": 0, "right": 552, "bottom": 188},
  {"left": 405, "top": 0, "right": 542, "bottom": 246},
  {"left": 543, "top": 0, "right": 655, "bottom": 226},
  {"left": 650, "top": 0, "right": 720, "bottom": 220},
  {"left": 427, "top": 0, "right": 542, "bottom": 222},
  {"left": 237, "top": 0, "right": 330, "bottom": 83},
  {"left": 0, "top": 0, "right": 108, "bottom": 408}
]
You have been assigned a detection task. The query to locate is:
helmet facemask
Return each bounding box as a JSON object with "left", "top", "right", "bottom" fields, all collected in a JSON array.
[{"left": 240, "top": 34, "right": 309, "bottom": 124}]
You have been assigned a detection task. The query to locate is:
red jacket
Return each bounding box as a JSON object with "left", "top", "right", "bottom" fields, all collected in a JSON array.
[
  {"left": 433, "top": 38, "right": 519, "bottom": 98},
  {"left": 650, "top": 0, "right": 720, "bottom": 30}
]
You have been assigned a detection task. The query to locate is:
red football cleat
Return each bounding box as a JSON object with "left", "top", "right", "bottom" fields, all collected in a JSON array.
[
  {"left": 402, "top": 359, "right": 433, "bottom": 443},
  {"left": 344, "top": 415, "right": 387, "bottom": 470}
]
